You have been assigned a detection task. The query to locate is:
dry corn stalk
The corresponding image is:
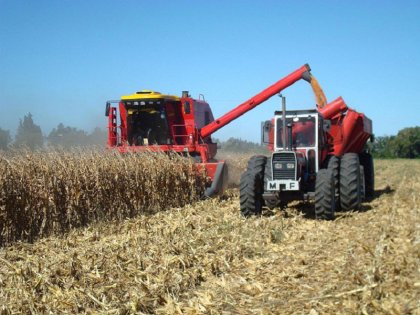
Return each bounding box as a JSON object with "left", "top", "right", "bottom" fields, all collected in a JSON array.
[{"left": 0, "top": 149, "right": 205, "bottom": 246}]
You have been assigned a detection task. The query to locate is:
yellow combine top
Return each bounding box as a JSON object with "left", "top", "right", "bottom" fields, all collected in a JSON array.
[{"left": 121, "top": 90, "right": 180, "bottom": 101}]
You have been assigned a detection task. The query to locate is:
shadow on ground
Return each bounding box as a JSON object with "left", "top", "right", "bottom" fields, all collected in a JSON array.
[
  {"left": 262, "top": 185, "right": 395, "bottom": 220},
  {"left": 374, "top": 185, "right": 395, "bottom": 198}
]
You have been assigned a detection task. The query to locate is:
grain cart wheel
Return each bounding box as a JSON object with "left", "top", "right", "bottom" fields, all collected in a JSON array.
[
  {"left": 340, "top": 153, "right": 361, "bottom": 211},
  {"left": 359, "top": 165, "right": 366, "bottom": 200},
  {"left": 359, "top": 152, "right": 375, "bottom": 198},
  {"left": 240, "top": 156, "right": 266, "bottom": 217},
  {"left": 263, "top": 158, "right": 278, "bottom": 209},
  {"left": 315, "top": 169, "right": 336, "bottom": 220}
]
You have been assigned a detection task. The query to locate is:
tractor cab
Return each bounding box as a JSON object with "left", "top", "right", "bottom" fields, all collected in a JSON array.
[
  {"left": 262, "top": 109, "right": 327, "bottom": 196},
  {"left": 275, "top": 111, "right": 317, "bottom": 150}
]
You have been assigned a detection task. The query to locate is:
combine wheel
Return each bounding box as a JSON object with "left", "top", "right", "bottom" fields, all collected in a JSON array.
[
  {"left": 359, "top": 152, "right": 375, "bottom": 198},
  {"left": 340, "top": 153, "right": 361, "bottom": 210},
  {"left": 240, "top": 156, "right": 266, "bottom": 217},
  {"left": 263, "top": 158, "right": 278, "bottom": 209},
  {"left": 315, "top": 169, "right": 336, "bottom": 220}
]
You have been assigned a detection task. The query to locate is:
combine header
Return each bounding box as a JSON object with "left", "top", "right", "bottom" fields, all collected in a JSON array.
[{"left": 105, "top": 64, "right": 373, "bottom": 218}]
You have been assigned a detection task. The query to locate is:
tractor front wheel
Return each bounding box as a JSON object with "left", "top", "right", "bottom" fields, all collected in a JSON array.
[
  {"left": 247, "top": 155, "right": 267, "bottom": 174},
  {"left": 240, "top": 156, "right": 266, "bottom": 217}
]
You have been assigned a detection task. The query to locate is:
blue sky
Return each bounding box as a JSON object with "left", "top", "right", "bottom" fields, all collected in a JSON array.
[{"left": 1, "top": 0, "right": 419, "bottom": 142}]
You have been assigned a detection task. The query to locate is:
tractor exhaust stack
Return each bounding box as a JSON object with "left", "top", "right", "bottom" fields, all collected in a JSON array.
[{"left": 281, "top": 94, "right": 287, "bottom": 151}]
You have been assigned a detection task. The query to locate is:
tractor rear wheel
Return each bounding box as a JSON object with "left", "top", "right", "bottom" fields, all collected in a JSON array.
[
  {"left": 340, "top": 153, "right": 362, "bottom": 210},
  {"left": 240, "top": 156, "right": 266, "bottom": 217},
  {"left": 315, "top": 169, "right": 336, "bottom": 220},
  {"left": 359, "top": 152, "right": 375, "bottom": 198},
  {"left": 326, "top": 155, "right": 340, "bottom": 203}
]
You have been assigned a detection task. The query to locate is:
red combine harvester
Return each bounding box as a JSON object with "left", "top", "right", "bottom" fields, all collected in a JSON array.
[{"left": 105, "top": 64, "right": 373, "bottom": 218}]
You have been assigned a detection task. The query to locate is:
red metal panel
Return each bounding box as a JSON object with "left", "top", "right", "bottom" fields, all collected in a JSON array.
[
  {"left": 196, "top": 161, "right": 223, "bottom": 181},
  {"left": 180, "top": 98, "right": 198, "bottom": 145},
  {"left": 107, "top": 107, "right": 117, "bottom": 147},
  {"left": 343, "top": 111, "right": 372, "bottom": 153},
  {"left": 118, "top": 101, "right": 127, "bottom": 144},
  {"left": 329, "top": 109, "right": 373, "bottom": 156},
  {"left": 318, "top": 97, "right": 348, "bottom": 119}
]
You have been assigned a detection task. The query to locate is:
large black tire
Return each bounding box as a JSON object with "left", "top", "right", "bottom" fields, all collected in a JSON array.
[
  {"left": 240, "top": 156, "right": 266, "bottom": 217},
  {"left": 240, "top": 170, "right": 264, "bottom": 217},
  {"left": 326, "top": 155, "right": 340, "bottom": 200},
  {"left": 263, "top": 158, "right": 278, "bottom": 209},
  {"left": 247, "top": 155, "right": 267, "bottom": 174},
  {"left": 340, "top": 153, "right": 361, "bottom": 210},
  {"left": 315, "top": 169, "right": 336, "bottom": 220},
  {"left": 359, "top": 152, "right": 375, "bottom": 198},
  {"left": 359, "top": 165, "right": 366, "bottom": 200}
]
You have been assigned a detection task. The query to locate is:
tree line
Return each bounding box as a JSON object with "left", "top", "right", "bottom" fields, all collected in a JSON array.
[
  {"left": 1, "top": 114, "right": 418, "bottom": 158},
  {"left": 215, "top": 137, "right": 269, "bottom": 154},
  {"left": 369, "top": 127, "right": 420, "bottom": 159},
  {"left": 0, "top": 113, "right": 107, "bottom": 150}
]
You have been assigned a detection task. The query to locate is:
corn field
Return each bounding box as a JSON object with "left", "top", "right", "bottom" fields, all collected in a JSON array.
[
  {"left": 0, "top": 149, "right": 205, "bottom": 246},
  {"left": 0, "top": 154, "right": 418, "bottom": 314}
]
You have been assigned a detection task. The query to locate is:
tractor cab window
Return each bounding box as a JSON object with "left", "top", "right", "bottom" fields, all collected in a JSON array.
[
  {"left": 124, "top": 100, "right": 171, "bottom": 146},
  {"left": 276, "top": 116, "right": 316, "bottom": 148}
]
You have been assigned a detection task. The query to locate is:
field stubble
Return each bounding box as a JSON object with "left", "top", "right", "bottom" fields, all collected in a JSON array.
[{"left": 0, "top": 152, "right": 419, "bottom": 314}]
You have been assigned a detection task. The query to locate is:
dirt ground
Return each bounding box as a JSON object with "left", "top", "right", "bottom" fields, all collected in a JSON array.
[{"left": 1, "top": 159, "right": 419, "bottom": 314}]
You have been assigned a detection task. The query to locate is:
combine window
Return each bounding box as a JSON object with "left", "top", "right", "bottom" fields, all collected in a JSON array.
[
  {"left": 124, "top": 100, "right": 170, "bottom": 145},
  {"left": 205, "top": 111, "right": 210, "bottom": 125}
]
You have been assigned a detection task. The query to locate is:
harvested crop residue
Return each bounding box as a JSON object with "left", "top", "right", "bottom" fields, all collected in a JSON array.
[{"left": 0, "top": 159, "right": 419, "bottom": 314}]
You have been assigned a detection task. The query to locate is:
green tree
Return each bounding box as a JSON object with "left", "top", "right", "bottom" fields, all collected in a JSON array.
[
  {"left": 48, "top": 123, "right": 89, "bottom": 148},
  {"left": 0, "top": 127, "right": 12, "bottom": 150},
  {"left": 389, "top": 127, "right": 420, "bottom": 158},
  {"left": 215, "top": 137, "right": 268, "bottom": 154},
  {"left": 15, "top": 113, "right": 44, "bottom": 150},
  {"left": 371, "top": 135, "right": 393, "bottom": 158}
]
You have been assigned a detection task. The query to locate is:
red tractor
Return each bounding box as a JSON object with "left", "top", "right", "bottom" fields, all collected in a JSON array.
[
  {"left": 105, "top": 64, "right": 373, "bottom": 219},
  {"left": 241, "top": 91, "right": 374, "bottom": 219}
]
